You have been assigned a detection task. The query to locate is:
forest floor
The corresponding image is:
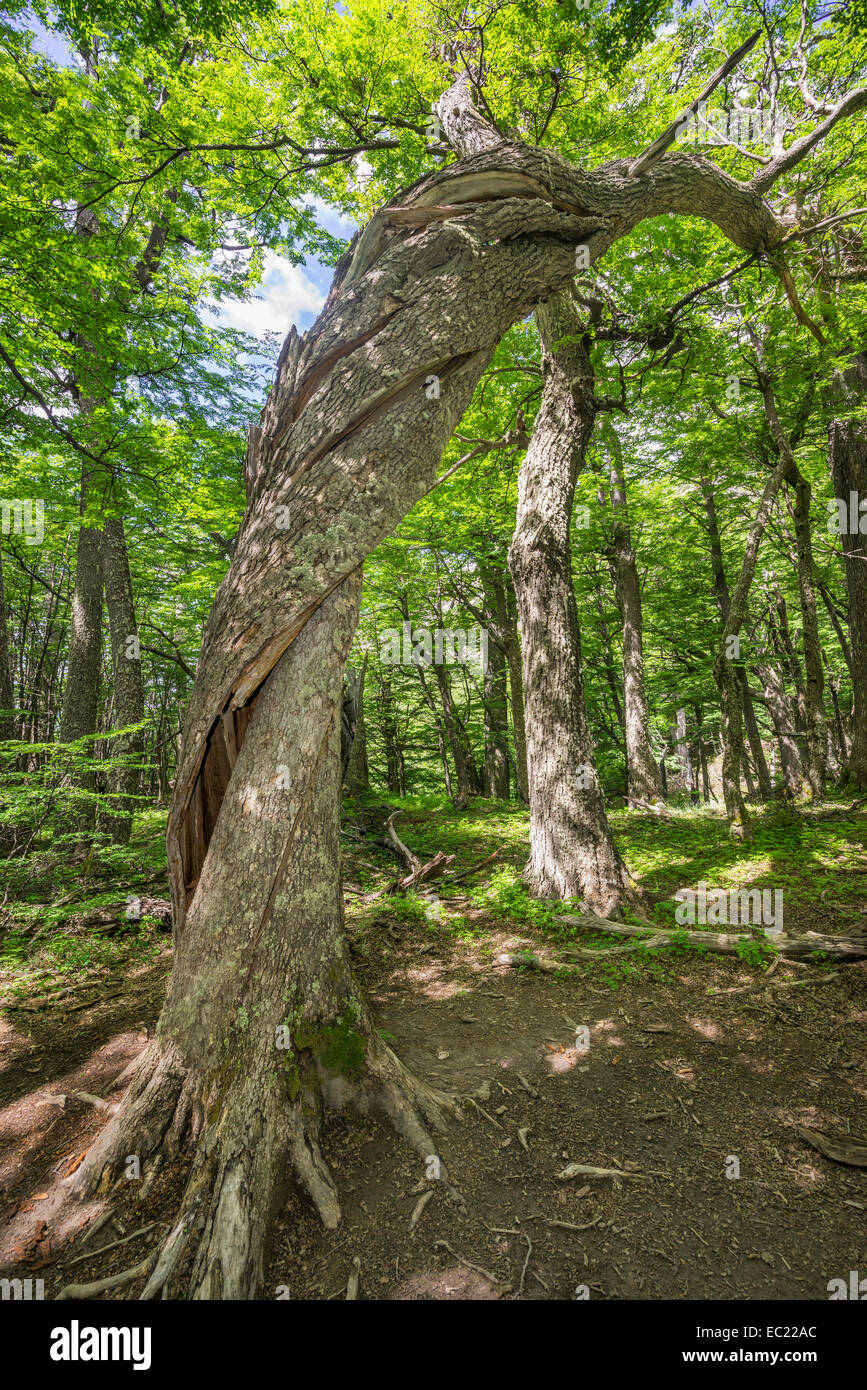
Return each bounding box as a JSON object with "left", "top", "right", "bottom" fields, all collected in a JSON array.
[{"left": 0, "top": 797, "right": 865, "bottom": 1299}]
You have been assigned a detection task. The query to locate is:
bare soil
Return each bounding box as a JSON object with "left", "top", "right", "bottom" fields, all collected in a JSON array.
[{"left": 1, "top": 909, "right": 864, "bottom": 1300}]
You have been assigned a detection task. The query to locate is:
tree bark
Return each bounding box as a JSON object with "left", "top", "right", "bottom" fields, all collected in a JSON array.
[
  {"left": 508, "top": 291, "right": 635, "bottom": 911},
  {"left": 99, "top": 516, "right": 145, "bottom": 843},
  {"left": 59, "top": 466, "right": 103, "bottom": 820},
  {"left": 713, "top": 454, "right": 792, "bottom": 839},
  {"left": 602, "top": 426, "right": 662, "bottom": 804},
  {"left": 502, "top": 573, "right": 529, "bottom": 803},
  {"left": 343, "top": 658, "right": 370, "bottom": 798},
  {"left": 787, "top": 471, "right": 827, "bottom": 797},
  {"left": 701, "top": 477, "right": 772, "bottom": 798},
  {"left": 756, "top": 653, "right": 804, "bottom": 795},
  {"left": 432, "top": 661, "right": 480, "bottom": 797},
  {"left": 480, "top": 566, "right": 510, "bottom": 799},
  {"left": 828, "top": 354, "right": 867, "bottom": 788},
  {"left": 67, "top": 73, "right": 843, "bottom": 1296}
]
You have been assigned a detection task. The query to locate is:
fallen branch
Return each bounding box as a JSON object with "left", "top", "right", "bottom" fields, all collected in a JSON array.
[
  {"left": 434, "top": 1239, "right": 509, "bottom": 1290},
  {"left": 803, "top": 795, "right": 867, "bottom": 822},
  {"left": 555, "top": 915, "right": 867, "bottom": 962},
  {"left": 710, "top": 971, "right": 840, "bottom": 998},
  {"left": 796, "top": 1126, "right": 867, "bottom": 1168},
  {"left": 556, "top": 1163, "right": 658, "bottom": 1182},
  {"left": 381, "top": 812, "right": 456, "bottom": 894},
  {"left": 441, "top": 850, "right": 499, "bottom": 885}
]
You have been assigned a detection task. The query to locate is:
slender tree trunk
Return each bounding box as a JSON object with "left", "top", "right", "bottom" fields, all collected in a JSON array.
[
  {"left": 432, "top": 661, "right": 480, "bottom": 798},
  {"left": 408, "top": 655, "right": 453, "bottom": 797},
  {"left": 603, "top": 427, "right": 662, "bottom": 805},
  {"left": 0, "top": 548, "right": 13, "bottom": 741},
  {"left": 713, "top": 454, "right": 792, "bottom": 839},
  {"left": 675, "top": 707, "right": 696, "bottom": 800},
  {"left": 828, "top": 355, "right": 867, "bottom": 788},
  {"left": 503, "top": 578, "right": 529, "bottom": 803},
  {"left": 787, "top": 472, "right": 827, "bottom": 797},
  {"left": 694, "top": 704, "right": 712, "bottom": 802},
  {"left": 756, "top": 655, "right": 804, "bottom": 794},
  {"left": 480, "top": 568, "right": 510, "bottom": 799},
  {"left": 344, "top": 659, "right": 370, "bottom": 798},
  {"left": 701, "top": 477, "right": 772, "bottom": 798},
  {"left": 590, "top": 568, "right": 626, "bottom": 737},
  {"left": 59, "top": 467, "right": 104, "bottom": 822},
  {"left": 375, "top": 670, "right": 406, "bottom": 796},
  {"left": 99, "top": 516, "right": 145, "bottom": 843},
  {"left": 508, "top": 291, "right": 635, "bottom": 912}
]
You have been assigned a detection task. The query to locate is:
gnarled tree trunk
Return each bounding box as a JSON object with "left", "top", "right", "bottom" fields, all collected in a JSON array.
[{"left": 67, "top": 73, "right": 826, "bottom": 1296}]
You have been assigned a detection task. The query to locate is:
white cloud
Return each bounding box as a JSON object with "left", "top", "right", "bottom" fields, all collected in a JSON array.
[{"left": 215, "top": 251, "right": 325, "bottom": 339}]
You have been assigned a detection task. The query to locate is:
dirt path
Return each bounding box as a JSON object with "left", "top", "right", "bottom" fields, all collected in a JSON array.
[{"left": 3, "top": 914, "right": 862, "bottom": 1300}]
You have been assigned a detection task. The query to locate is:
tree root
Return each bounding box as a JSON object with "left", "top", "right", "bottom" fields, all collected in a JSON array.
[
  {"left": 56, "top": 1250, "right": 158, "bottom": 1301},
  {"left": 67, "top": 1028, "right": 463, "bottom": 1299}
]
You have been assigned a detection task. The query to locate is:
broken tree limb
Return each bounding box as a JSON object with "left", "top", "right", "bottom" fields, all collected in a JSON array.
[
  {"left": 384, "top": 812, "right": 420, "bottom": 874},
  {"left": 795, "top": 1127, "right": 867, "bottom": 1168},
  {"left": 556, "top": 1163, "right": 658, "bottom": 1182},
  {"left": 441, "top": 850, "right": 499, "bottom": 884},
  {"left": 380, "top": 812, "right": 456, "bottom": 894},
  {"left": 555, "top": 915, "right": 867, "bottom": 962},
  {"left": 630, "top": 29, "right": 761, "bottom": 176},
  {"left": 710, "top": 971, "right": 840, "bottom": 998}
]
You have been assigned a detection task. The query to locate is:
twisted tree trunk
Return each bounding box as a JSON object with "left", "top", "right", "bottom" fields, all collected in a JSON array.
[{"left": 67, "top": 72, "right": 843, "bottom": 1296}]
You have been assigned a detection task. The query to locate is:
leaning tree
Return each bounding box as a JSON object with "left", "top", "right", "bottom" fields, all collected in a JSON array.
[{"left": 69, "top": 67, "right": 867, "bottom": 1297}]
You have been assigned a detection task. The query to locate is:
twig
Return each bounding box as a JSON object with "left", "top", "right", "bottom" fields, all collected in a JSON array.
[
  {"left": 66, "top": 1222, "right": 161, "bottom": 1267},
  {"left": 434, "top": 1239, "right": 508, "bottom": 1289},
  {"left": 514, "top": 1233, "right": 532, "bottom": 1299}
]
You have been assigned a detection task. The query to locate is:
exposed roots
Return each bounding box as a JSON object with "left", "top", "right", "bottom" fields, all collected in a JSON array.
[{"left": 68, "top": 1030, "right": 463, "bottom": 1300}]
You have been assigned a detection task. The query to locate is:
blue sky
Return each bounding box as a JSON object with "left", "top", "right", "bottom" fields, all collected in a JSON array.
[
  {"left": 214, "top": 202, "right": 358, "bottom": 341},
  {"left": 18, "top": 10, "right": 359, "bottom": 344}
]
